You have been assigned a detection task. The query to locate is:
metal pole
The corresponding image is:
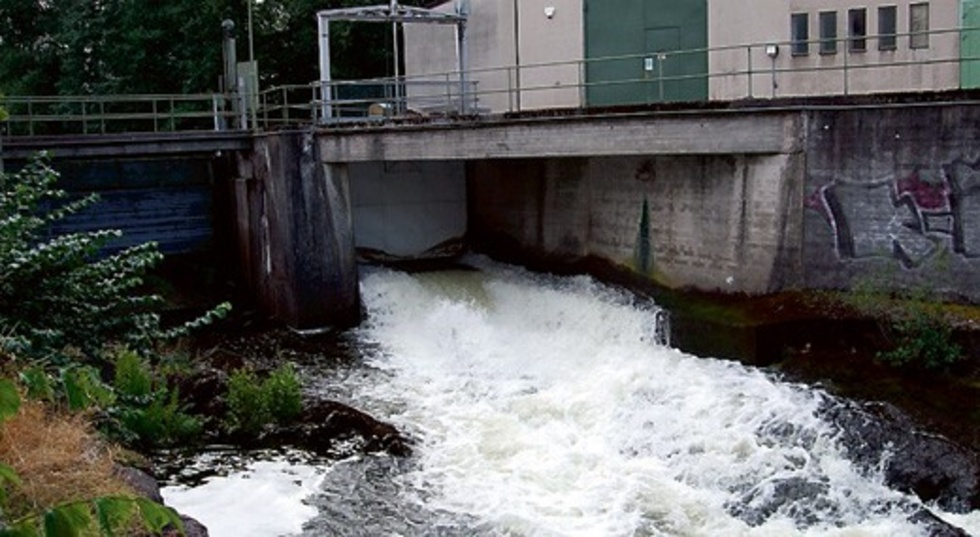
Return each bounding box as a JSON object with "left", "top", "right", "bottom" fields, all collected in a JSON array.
[
  {"left": 457, "top": 20, "right": 468, "bottom": 114},
  {"left": 247, "top": 0, "right": 258, "bottom": 131},
  {"left": 247, "top": 0, "right": 255, "bottom": 67},
  {"left": 317, "top": 14, "right": 332, "bottom": 121},
  {"left": 391, "top": 0, "right": 401, "bottom": 113}
]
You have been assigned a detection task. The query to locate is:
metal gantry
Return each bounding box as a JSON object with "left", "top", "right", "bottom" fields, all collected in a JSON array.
[{"left": 316, "top": 0, "right": 469, "bottom": 119}]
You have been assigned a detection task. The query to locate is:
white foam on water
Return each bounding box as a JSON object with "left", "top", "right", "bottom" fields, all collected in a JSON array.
[
  {"left": 161, "top": 455, "right": 325, "bottom": 537},
  {"left": 349, "top": 260, "right": 978, "bottom": 536}
]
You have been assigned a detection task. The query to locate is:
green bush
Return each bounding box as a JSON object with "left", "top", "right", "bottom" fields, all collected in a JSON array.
[
  {"left": 225, "top": 365, "right": 303, "bottom": 435},
  {"left": 842, "top": 280, "right": 963, "bottom": 371}
]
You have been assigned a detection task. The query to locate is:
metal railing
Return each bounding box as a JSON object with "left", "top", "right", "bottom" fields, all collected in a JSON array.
[
  {"left": 2, "top": 25, "right": 979, "bottom": 137},
  {"left": 0, "top": 93, "right": 239, "bottom": 137}
]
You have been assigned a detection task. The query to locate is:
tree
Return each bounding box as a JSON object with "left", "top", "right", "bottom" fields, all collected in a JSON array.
[
  {"left": 0, "top": 154, "right": 230, "bottom": 363},
  {"left": 0, "top": 0, "right": 433, "bottom": 97}
]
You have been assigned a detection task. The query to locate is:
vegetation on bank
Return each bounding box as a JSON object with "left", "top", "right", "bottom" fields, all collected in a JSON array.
[
  {"left": 0, "top": 155, "right": 303, "bottom": 535},
  {"left": 839, "top": 279, "right": 966, "bottom": 372}
]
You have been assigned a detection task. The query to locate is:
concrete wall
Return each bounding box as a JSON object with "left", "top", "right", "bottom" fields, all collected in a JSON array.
[
  {"left": 709, "top": 0, "right": 961, "bottom": 100},
  {"left": 403, "top": 0, "right": 583, "bottom": 113},
  {"left": 469, "top": 153, "right": 805, "bottom": 294},
  {"left": 233, "top": 131, "right": 359, "bottom": 329},
  {"left": 803, "top": 104, "right": 980, "bottom": 300},
  {"left": 350, "top": 161, "right": 467, "bottom": 259}
]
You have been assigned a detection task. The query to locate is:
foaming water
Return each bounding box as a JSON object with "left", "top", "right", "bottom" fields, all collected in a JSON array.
[
  {"left": 160, "top": 449, "right": 326, "bottom": 537},
  {"left": 163, "top": 260, "right": 978, "bottom": 536},
  {"left": 333, "top": 260, "right": 976, "bottom": 536}
]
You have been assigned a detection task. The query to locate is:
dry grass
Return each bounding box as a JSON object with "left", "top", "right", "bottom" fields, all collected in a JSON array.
[{"left": 0, "top": 397, "right": 135, "bottom": 521}]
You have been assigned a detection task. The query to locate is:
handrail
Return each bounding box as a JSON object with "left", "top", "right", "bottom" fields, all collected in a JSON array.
[{"left": 3, "top": 24, "right": 980, "bottom": 136}]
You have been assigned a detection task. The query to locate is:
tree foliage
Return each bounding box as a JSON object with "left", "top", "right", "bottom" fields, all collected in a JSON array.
[
  {"left": 0, "top": 0, "right": 431, "bottom": 97},
  {"left": 0, "top": 154, "right": 230, "bottom": 363}
]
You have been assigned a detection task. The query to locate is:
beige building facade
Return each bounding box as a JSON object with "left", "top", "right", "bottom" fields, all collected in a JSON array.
[
  {"left": 404, "top": 1, "right": 961, "bottom": 111},
  {"left": 709, "top": 1, "right": 960, "bottom": 100},
  {"left": 403, "top": 0, "right": 584, "bottom": 113}
]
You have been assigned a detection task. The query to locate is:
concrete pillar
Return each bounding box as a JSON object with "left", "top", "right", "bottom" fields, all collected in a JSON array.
[{"left": 241, "top": 131, "right": 360, "bottom": 330}]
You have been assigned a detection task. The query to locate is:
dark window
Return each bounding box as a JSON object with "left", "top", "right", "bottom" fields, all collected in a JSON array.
[
  {"left": 878, "top": 5, "right": 897, "bottom": 50},
  {"left": 791, "top": 13, "right": 810, "bottom": 55},
  {"left": 848, "top": 8, "right": 867, "bottom": 51},
  {"left": 910, "top": 2, "right": 930, "bottom": 49},
  {"left": 819, "top": 11, "right": 838, "bottom": 54}
]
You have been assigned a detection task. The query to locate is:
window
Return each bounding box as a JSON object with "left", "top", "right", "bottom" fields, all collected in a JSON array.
[
  {"left": 910, "top": 2, "right": 930, "bottom": 49},
  {"left": 791, "top": 13, "right": 810, "bottom": 55},
  {"left": 848, "top": 8, "right": 867, "bottom": 52},
  {"left": 878, "top": 5, "right": 897, "bottom": 50},
  {"left": 819, "top": 11, "right": 838, "bottom": 54}
]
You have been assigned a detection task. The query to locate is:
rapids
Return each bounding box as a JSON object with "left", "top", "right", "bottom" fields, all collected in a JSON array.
[{"left": 163, "top": 259, "right": 980, "bottom": 536}]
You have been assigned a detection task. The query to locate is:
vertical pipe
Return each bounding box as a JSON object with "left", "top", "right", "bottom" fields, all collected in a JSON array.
[
  {"left": 747, "top": 45, "right": 753, "bottom": 98},
  {"left": 513, "top": 0, "right": 522, "bottom": 112},
  {"left": 457, "top": 21, "right": 468, "bottom": 114}
]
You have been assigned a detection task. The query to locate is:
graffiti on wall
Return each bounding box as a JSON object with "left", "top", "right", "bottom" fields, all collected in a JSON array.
[{"left": 806, "top": 158, "right": 980, "bottom": 267}]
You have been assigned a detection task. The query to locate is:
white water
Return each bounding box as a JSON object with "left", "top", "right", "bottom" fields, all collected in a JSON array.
[
  {"left": 163, "top": 260, "right": 980, "bottom": 536},
  {"left": 161, "top": 451, "right": 325, "bottom": 537}
]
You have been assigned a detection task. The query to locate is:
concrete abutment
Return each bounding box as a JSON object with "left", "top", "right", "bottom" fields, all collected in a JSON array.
[
  {"left": 233, "top": 131, "right": 359, "bottom": 330},
  {"left": 229, "top": 103, "right": 980, "bottom": 329}
]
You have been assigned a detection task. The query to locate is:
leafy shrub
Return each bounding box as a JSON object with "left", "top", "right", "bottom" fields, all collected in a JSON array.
[
  {"left": 0, "top": 154, "right": 230, "bottom": 364},
  {"left": 842, "top": 281, "right": 963, "bottom": 371},
  {"left": 878, "top": 316, "right": 962, "bottom": 370},
  {"left": 226, "top": 365, "right": 303, "bottom": 435}
]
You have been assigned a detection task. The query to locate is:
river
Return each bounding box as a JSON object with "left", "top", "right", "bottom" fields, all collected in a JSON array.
[{"left": 162, "top": 257, "right": 980, "bottom": 536}]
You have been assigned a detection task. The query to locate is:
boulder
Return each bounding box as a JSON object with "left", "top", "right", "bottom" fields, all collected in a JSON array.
[
  {"left": 819, "top": 399, "right": 980, "bottom": 512},
  {"left": 273, "top": 400, "right": 412, "bottom": 458}
]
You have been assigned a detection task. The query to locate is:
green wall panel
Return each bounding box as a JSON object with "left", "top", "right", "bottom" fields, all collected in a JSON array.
[
  {"left": 585, "top": 0, "right": 707, "bottom": 106},
  {"left": 963, "top": 0, "right": 980, "bottom": 89}
]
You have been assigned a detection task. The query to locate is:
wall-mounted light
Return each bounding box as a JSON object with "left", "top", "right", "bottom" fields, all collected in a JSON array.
[
  {"left": 544, "top": 6, "right": 556, "bottom": 18},
  {"left": 765, "top": 44, "right": 780, "bottom": 58}
]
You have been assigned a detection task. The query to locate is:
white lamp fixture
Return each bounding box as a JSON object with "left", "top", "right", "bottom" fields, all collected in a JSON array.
[
  {"left": 544, "top": 6, "right": 556, "bottom": 18},
  {"left": 765, "top": 44, "right": 780, "bottom": 58}
]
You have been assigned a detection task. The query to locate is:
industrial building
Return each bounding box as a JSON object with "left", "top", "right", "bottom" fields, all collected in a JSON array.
[{"left": 404, "top": 0, "right": 979, "bottom": 111}]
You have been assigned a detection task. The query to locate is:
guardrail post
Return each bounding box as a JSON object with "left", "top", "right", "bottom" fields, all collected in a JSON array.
[
  {"left": 153, "top": 99, "right": 159, "bottom": 132},
  {"left": 99, "top": 99, "right": 105, "bottom": 134},
  {"left": 311, "top": 85, "right": 317, "bottom": 123},
  {"left": 82, "top": 99, "right": 89, "bottom": 135},
  {"left": 283, "top": 86, "right": 289, "bottom": 124},
  {"left": 27, "top": 98, "right": 33, "bottom": 137},
  {"left": 445, "top": 73, "right": 452, "bottom": 114}
]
